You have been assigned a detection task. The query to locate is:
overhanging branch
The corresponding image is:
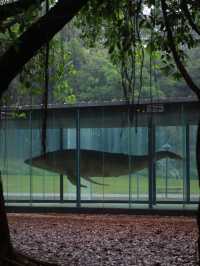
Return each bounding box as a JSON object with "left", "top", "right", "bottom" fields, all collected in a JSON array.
[
  {"left": 0, "top": 0, "right": 45, "bottom": 23},
  {"left": 161, "top": 0, "right": 200, "bottom": 100},
  {"left": 162, "top": 2, "right": 200, "bottom": 261},
  {"left": 0, "top": 0, "right": 89, "bottom": 98},
  {"left": 181, "top": 0, "right": 200, "bottom": 36}
]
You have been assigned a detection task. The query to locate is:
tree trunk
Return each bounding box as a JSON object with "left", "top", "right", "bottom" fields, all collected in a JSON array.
[
  {"left": 0, "top": 172, "right": 58, "bottom": 265},
  {"left": 0, "top": 171, "right": 13, "bottom": 263}
]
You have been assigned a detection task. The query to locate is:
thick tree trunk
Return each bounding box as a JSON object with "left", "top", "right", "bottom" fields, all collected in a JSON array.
[
  {"left": 0, "top": 172, "right": 13, "bottom": 263},
  {"left": 0, "top": 172, "right": 58, "bottom": 265}
]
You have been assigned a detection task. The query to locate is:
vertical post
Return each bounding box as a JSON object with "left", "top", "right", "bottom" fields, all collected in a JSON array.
[
  {"left": 185, "top": 124, "right": 190, "bottom": 203},
  {"left": 29, "top": 110, "right": 33, "bottom": 204},
  {"left": 59, "top": 128, "right": 64, "bottom": 202},
  {"left": 128, "top": 108, "right": 132, "bottom": 208},
  {"left": 148, "top": 118, "right": 156, "bottom": 208},
  {"left": 165, "top": 157, "right": 168, "bottom": 198},
  {"left": 76, "top": 109, "right": 81, "bottom": 208},
  {"left": 152, "top": 125, "right": 156, "bottom": 205},
  {"left": 102, "top": 108, "right": 105, "bottom": 205}
]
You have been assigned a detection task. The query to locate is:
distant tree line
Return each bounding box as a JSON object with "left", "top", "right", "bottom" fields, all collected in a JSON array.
[{"left": 1, "top": 22, "right": 199, "bottom": 106}]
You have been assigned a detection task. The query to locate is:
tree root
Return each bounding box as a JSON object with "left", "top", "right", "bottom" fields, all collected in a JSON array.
[{"left": 0, "top": 251, "right": 58, "bottom": 266}]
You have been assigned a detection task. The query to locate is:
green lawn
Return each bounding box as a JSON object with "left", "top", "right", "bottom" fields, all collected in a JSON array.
[{"left": 2, "top": 173, "right": 200, "bottom": 196}]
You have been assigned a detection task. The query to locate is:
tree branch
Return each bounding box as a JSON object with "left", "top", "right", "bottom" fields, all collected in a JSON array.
[
  {"left": 0, "top": 0, "right": 89, "bottom": 98},
  {"left": 161, "top": 0, "right": 200, "bottom": 100},
  {"left": 0, "top": 0, "right": 45, "bottom": 23},
  {"left": 161, "top": 1, "right": 200, "bottom": 259},
  {"left": 181, "top": 0, "right": 200, "bottom": 36}
]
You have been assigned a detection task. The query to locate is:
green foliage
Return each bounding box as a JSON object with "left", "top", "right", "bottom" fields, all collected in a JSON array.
[
  {"left": 2, "top": 1, "right": 200, "bottom": 104},
  {"left": 53, "top": 81, "right": 76, "bottom": 104},
  {"left": 11, "top": 34, "right": 77, "bottom": 105},
  {"left": 5, "top": 24, "right": 200, "bottom": 105},
  {"left": 67, "top": 44, "right": 123, "bottom": 101},
  {"left": 77, "top": 0, "right": 200, "bottom": 100},
  {"left": 10, "top": 111, "right": 26, "bottom": 119}
]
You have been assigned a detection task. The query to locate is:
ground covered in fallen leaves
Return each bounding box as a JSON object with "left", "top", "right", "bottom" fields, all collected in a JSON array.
[{"left": 8, "top": 213, "right": 198, "bottom": 266}]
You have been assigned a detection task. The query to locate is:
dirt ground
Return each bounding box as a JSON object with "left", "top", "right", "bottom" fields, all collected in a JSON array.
[{"left": 8, "top": 213, "right": 199, "bottom": 266}]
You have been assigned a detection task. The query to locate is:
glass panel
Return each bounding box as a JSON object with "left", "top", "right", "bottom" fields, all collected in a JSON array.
[
  {"left": 79, "top": 108, "right": 148, "bottom": 206},
  {"left": 155, "top": 126, "right": 185, "bottom": 201},
  {"left": 27, "top": 110, "right": 77, "bottom": 202},
  {"left": 63, "top": 128, "right": 76, "bottom": 200},
  {"left": 0, "top": 109, "right": 77, "bottom": 204},
  {"left": 129, "top": 127, "right": 149, "bottom": 202},
  {"left": 0, "top": 122, "right": 31, "bottom": 201},
  {"left": 1, "top": 103, "right": 198, "bottom": 209},
  {"left": 30, "top": 128, "right": 60, "bottom": 201},
  {"left": 190, "top": 126, "right": 200, "bottom": 201}
]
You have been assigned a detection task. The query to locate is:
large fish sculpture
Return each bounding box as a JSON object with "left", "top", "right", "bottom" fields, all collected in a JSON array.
[{"left": 24, "top": 149, "right": 182, "bottom": 187}]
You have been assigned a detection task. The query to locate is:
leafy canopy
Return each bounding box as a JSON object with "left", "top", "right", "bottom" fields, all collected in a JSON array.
[
  {"left": 78, "top": 0, "right": 200, "bottom": 100},
  {"left": 1, "top": 0, "right": 200, "bottom": 103}
]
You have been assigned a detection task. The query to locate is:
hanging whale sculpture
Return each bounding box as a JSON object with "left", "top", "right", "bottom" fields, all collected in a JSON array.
[{"left": 24, "top": 149, "right": 182, "bottom": 187}]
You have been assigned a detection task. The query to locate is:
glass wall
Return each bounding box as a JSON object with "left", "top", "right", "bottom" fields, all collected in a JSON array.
[
  {"left": 0, "top": 126, "right": 31, "bottom": 201},
  {"left": 79, "top": 127, "right": 149, "bottom": 204},
  {"left": 190, "top": 126, "right": 200, "bottom": 201},
  {"left": 0, "top": 104, "right": 199, "bottom": 209},
  {"left": 79, "top": 109, "right": 149, "bottom": 207},
  {"left": 1, "top": 109, "right": 77, "bottom": 205},
  {"left": 62, "top": 128, "right": 77, "bottom": 201},
  {"left": 30, "top": 128, "right": 60, "bottom": 201},
  {"left": 155, "top": 126, "right": 186, "bottom": 202}
]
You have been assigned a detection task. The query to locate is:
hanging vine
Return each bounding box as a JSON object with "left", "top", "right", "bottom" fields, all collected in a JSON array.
[{"left": 41, "top": 0, "right": 49, "bottom": 155}]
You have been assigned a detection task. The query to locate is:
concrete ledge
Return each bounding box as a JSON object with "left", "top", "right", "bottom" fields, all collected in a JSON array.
[{"left": 6, "top": 206, "right": 198, "bottom": 217}]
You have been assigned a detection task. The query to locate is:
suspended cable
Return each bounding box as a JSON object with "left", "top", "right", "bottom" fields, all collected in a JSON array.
[
  {"left": 134, "top": 0, "right": 144, "bottom": 131},
  {"left": 41, "top": 0, "right": 49, "bottom": 155},
  {"left": 136, "top": 0, "right": 144, "bottom": 105}
]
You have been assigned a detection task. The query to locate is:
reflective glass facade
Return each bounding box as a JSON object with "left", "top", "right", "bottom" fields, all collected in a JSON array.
[{"left": 1, "top": 101, "right": 199, "bottom": 210}]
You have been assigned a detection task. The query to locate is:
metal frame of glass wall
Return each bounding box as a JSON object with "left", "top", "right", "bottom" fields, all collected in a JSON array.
[{"left": 2, "top": 100, "right": 200, "bottom": 209}]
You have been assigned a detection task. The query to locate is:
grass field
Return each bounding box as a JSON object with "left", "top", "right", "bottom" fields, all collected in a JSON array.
[
  {"left": 2, "top": 173, "right": 200, "bottom": 196},
  {"left": 1, "top": 158, "right": 199, "bottom": 198}
]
